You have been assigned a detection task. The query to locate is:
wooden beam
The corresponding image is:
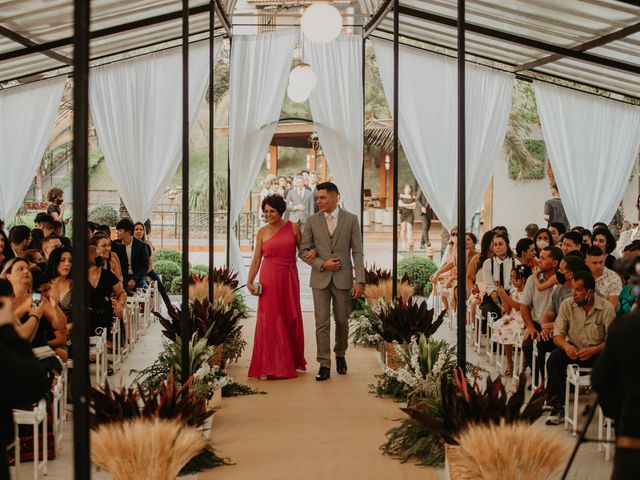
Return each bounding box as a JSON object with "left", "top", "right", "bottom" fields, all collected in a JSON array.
[
  {"left": 515, "top": 21, "right": 640, "bottom": 72},
  {"left": 0, "top": 24, "right": 72, "bottom": 65},
  {"left": 269, "top": 145, "right": 278, "bottom": 176}
]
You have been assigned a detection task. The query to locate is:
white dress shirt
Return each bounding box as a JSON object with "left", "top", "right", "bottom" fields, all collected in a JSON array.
[
  {"left": 125, "top": 239, "right": 133, "bottom": 275},
  {"left": 324, "top": 207, "right": 339, "bottom": 232},
  {"left": 482, "top": 256, "right": 520, "bottom": 294}
]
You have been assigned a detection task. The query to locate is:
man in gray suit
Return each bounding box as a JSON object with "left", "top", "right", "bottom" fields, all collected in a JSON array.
[
  {"left": 286, "top": 176, "right": 313, "bottom": 228},
  {"left": 300, "top": 182, "right": 365, "bottom": 381}
]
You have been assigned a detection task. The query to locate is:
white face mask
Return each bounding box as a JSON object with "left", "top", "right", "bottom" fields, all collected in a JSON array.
[{"left": 536, "top": 240, "right": 549, "bottom": 250}]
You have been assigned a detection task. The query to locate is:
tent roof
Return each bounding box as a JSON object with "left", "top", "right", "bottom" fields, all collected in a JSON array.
[
  {"left": 362, "top": 0, "right": 640, "bottom": 102},
  {"left": 0, "top": 0, "right": 638, "bottom": 102}
]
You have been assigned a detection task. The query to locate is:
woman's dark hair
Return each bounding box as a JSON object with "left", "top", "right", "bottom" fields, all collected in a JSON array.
[
  {"left": 533, "top": 227, "right": 555, "bottom": 255},
  {"left": 515, "top": 237, "right": 534, "bottom": 257},
  {"left": 478, "top": 231, "right": 496, "bottom": 266},
  {"left": 134, "top": 222, "right": 147, "bottom": 241},
  {"left": 46, "top": 247, "right": 72, "bottom": 279},
  {"left": 465, "top": 232, "right": 477, "bottom": 245},
  {"left": 261, "top": 194, "right": 287, "bottom": 215},
  {"left": 513, "top": 264, "right": 532, "bottom": 281},
  {"left": 592, "top": 222, "right": 608, "bottom": 231},
  {"left": 28, "top": 228, "right": 44, "bottom": 251},
  {"left": 493, "top": 233, "right": 514, "bottom": 258},
  {"left": 47, "top": 187, "right": 64, "bottom": 203},
  {"left": 90, "top": 232, "right": 111, "bottom": 247},
  {"left": 549, "top": 222, "right": 567, "bottom": 235},
  {"left": 591, "top": 227, "right": 616, "bottom": 254},
  {"left": 0, "top": 278, "right": 13, "bottom": 297}
]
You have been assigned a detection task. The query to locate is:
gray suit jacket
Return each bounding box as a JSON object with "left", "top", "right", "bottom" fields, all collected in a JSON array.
[
  {"left": 300, "top": 209, "right": 365, "bottom": 290},
  {"left": 286, "top": 188, "right": 313, "bottom": 224}
]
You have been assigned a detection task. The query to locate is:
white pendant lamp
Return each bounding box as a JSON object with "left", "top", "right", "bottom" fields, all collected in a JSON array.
[
  {"left": 287, "top": 82, "right": 310, "bottom": 103},
  {"left": 289, "top": 63, "right": 317, "bottom": 92},
  {"left": 301, "top": 2, "right": 342, "bottom": 44}
]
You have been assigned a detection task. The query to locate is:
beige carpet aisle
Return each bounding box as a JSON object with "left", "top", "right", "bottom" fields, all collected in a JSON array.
[{"left": 204, "top": 312, "right": 441, "bottom": 480}]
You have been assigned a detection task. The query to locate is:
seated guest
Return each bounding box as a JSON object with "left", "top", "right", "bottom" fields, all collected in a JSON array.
[
  {"left": 29, "top": 228, "right": 45, "bottom": 253},
  {"left": 481, "top": 233, "right": 519, "bottom": 321},
  {"left": 492, "top": 225, "right": 509, "bottom": 238},
  {"left": 0, "top": 278, "right": 50, "bottom": 478},
  {"left": 521, "top": 246, "right": 563, "bottom": 382},
  {"left": 623, "top": 240, "right": 640, "bottom": 257},
  {"left": 492, "top": 264, "right": 532, "bottom": 376},
  {"left": 0, "top": 235, "right": 4, "bottom": 271},
  {"left": 592, "top": 227, "right": 617, "bottom": 270},
  {"left": 580, "top": 228, "right": 592, "bottom": 256},
  {"left": 91, "top": 232, "right": 123, "bottom": 282},
  {"left": 561, "top": 231, "right": 583, "bottom": 258},
  {"left": 34, "top": 212, "right": 55, "bottom": 237},
  {"left": 524, "top": 223, "right": 539, "bottom": 241},
  {"left": 548, "top": 221, "right": 567, "bottom": 245},
  {"left": 0, "top": 220, "right": 11, "bottom": 263},
  {"left": 533, "top": 228, "right": 555, "bottom": 258},
  {"left": 88, "top": 245, "right": 126, "bottom": 335},
  {"left": 586, "top": 246, "right": 622, "bottom": 309},
  {"left": 466, "top": 231, "right": 496, "bottom": 297},
  {"left": 113, "top": 218, "right": 150, "bottom": 292},
  {"left": 545, "top": 270, "right": 615, "bottom": 425},
  {"left": 46, "top": 247, "right": 73, "bottom": 323},
  {"left": 134, "top": 222, "right": 173, "bottom": 312},
  {"left": 515, "top": 238, "right": 536, "bottom": 268},
  {"left": 8, "top": 225, "right": 31, "bottom": 258},
  {"left": 42, "top": 234, "right": 62, "bottom": 261},
  {"left": 94, "top": 224, "right": 127, "bottom": 268},
  {"left": 22, "top": 248, "right": 45, "bottom": 272},
  {"left": 0, "top": 258, "right": 66, "bottom": 375}
]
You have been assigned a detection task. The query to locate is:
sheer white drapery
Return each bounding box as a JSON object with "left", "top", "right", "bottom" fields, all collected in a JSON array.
[
  {"left": 305, "top": 34, "right": 363, "bottom": 218},
  {"left": 372, "top": 39, "right": 514, "bottom": 231},
  {"left": 534, "top": 81, "right": 640, "bottom": 228},
  {"left": 89, "top": 40, "right": 218, "bottom": 222},
  {"left": 0, "top": 78, "right": 66, "bottom": 223},
  {"left": 228, "top": 30, "right": 297, "bottom": 279}
]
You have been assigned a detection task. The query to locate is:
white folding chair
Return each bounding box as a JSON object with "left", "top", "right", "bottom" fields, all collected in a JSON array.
[
  {"left": 564, "top": 365, "right": 592, "bottom": 435},
  {"left": 597, "top": 406, "right": 614, "bottom": 461},
  {"left": 90, "top": 328, "right": 108, "bottom": 387},
  {"left": 13, "top": 398, "right": 48, "bottom": 480},
  {"left": 108, "top": 317, "right": 122, "bottom": 372},
  {"left": 51, "top": 379, "right": 64, "bottom": 453}
]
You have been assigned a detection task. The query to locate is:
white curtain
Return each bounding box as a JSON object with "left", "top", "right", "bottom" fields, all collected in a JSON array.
[
  {"left": 305, "top": 34, "right": 363, "bottom": 218},
  {"left": 228, "top": 30, "right": 297, "bottom": 280},
  {"left": 372, "top": 39, "right": 514, "bottom": 231},
  {"left": 89, "top": 40, "right": 219, "bottom": 222},
  {"left": 0, "top": 78, "right": 66, "bottom": 223},
  {"left": 534, "top": 81, "right": 640, "bottom": 227}
]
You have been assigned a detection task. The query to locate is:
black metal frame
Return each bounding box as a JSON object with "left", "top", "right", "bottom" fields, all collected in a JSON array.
[
  {"left": 391, "top": 0, "right": 399, "bottom": 299},
  {"left": 70, "top": 0, "right": 90, "bottom": 477},
  {"left": 209, "top": 1, "right": 216, "bottom": 300},
  {"left": 361, "top": 36, "right": 366, "bottom": 239},
  {"left": 456, "top": 0, "right": 467, "bottom": 368}
]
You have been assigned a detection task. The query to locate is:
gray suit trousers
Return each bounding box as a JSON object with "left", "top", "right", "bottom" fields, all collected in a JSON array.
[{"left": 312, "top": 279, "right": 351, "bottom": 368}]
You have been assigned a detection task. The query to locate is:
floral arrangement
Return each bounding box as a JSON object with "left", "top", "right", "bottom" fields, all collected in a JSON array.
[
  {"left": 371, "top": 298, "right": 445, "bottom": 344},
  {"left": 132, "top": 333, "right": 232, "bottom": 402},
  {"left": 349, "top": 312, "right": 383, "bottom": 347}
]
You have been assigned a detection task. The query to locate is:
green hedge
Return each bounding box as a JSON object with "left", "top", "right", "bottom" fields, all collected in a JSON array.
[
  {"left": 154, "top": 248, "right": 182, "bottom": 266},
  {"left": 397, "top": 255, "right": 438, "bottom": 296},
  {"left": 154, "top": 260, "right": 181, "bottom": 293},
  {"left": 88, "top": 205, "right": 119, "bottom": 227}
]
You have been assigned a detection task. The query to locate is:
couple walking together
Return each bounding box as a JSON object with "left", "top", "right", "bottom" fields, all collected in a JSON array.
[{"left": 247, "top": 182, "right": 365, "bottom": 381}]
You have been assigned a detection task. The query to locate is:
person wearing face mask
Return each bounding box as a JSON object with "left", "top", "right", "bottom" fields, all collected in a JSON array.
[
  {"left": 46, "top": 187, "right": 68, "bottom": 237},
  {"left": 544, "top": 270, "right": 615, "bottom": 425},
  {"left": 533, "top": 227, "right": 554, "bottom": 258}
]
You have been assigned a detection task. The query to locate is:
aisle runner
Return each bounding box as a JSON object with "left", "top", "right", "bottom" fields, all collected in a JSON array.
[{"left": 205, "top": 312, "right": 439, "bottom": 480}]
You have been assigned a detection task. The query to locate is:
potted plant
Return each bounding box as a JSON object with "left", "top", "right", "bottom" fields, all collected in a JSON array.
[
  {"left": 400, "top": 368, "right": 547, "bottom": 479},
  {"left": 89, "top": 371, "right": 228, "bottom": 478},
  {"left": 370, "top": 298, "right": 445, "bottom": 368}
]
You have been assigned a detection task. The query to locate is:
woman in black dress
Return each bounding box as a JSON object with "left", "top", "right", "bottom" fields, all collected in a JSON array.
[
  {"left": 88, "top": 245, "right": 127, "bottom": 336},
  {"left": 398, "top": 184, "right": 417, "bottom": 250}
]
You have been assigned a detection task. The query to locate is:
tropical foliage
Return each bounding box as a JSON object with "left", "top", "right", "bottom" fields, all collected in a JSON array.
[{"left": 370, "top": 299, "right": 445, "bottom": 344}]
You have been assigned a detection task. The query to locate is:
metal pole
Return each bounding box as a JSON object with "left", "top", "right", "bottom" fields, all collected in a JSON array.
[
  {"left": 71, "top": 0, "right": 90, "bottom": 477},
  {"left": 181, "top": 0, "right": 191, "bottom": 381},
  {"left": 391, "top": 0, "right": 399, "bottom": 299},
  {"left": 361, "top": 36, "right": 366, "bottom": 240},
  {"left": 208, "top": 1, "right": 215, "bottom": 300},
  {"left": 456, "top": 0, "right": 467, "bottom": 368},
  {"left": 226, "top": 38, "right": 232, "bottom": 268}
]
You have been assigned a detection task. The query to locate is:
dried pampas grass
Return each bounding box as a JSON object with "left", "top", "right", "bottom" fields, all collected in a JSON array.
[
  {"left": 189, "top": 279, "right": 234, "bottom": 305},
  {"left": 365, "top": 279, "right": 414, "bottom": 305},
  {"left": 91, "top": 418, "right": 206, "bottom": 480},
  {"left": 455, "top": 421, "right": 570, "bottom": 480}
]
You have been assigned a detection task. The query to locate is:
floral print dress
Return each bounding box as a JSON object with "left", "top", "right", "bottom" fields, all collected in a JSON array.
[{"left": 490, "top": 289, "right": 524, "bottom": 345}]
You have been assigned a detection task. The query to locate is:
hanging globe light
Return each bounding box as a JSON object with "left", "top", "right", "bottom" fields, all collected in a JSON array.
[
  {"left": 301, "top": 2, "right": 343, "bottom": 44},
  {"left": 287, "top": 82, "right": 310, "bottom": 103},
  {"left": 289, "top": 63, "right": 317, "bottom": 92}
]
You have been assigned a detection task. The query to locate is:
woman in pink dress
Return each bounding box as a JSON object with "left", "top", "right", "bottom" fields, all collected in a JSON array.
[{"left": 247, "top": 195, "right": 309, "bottom": 379}]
